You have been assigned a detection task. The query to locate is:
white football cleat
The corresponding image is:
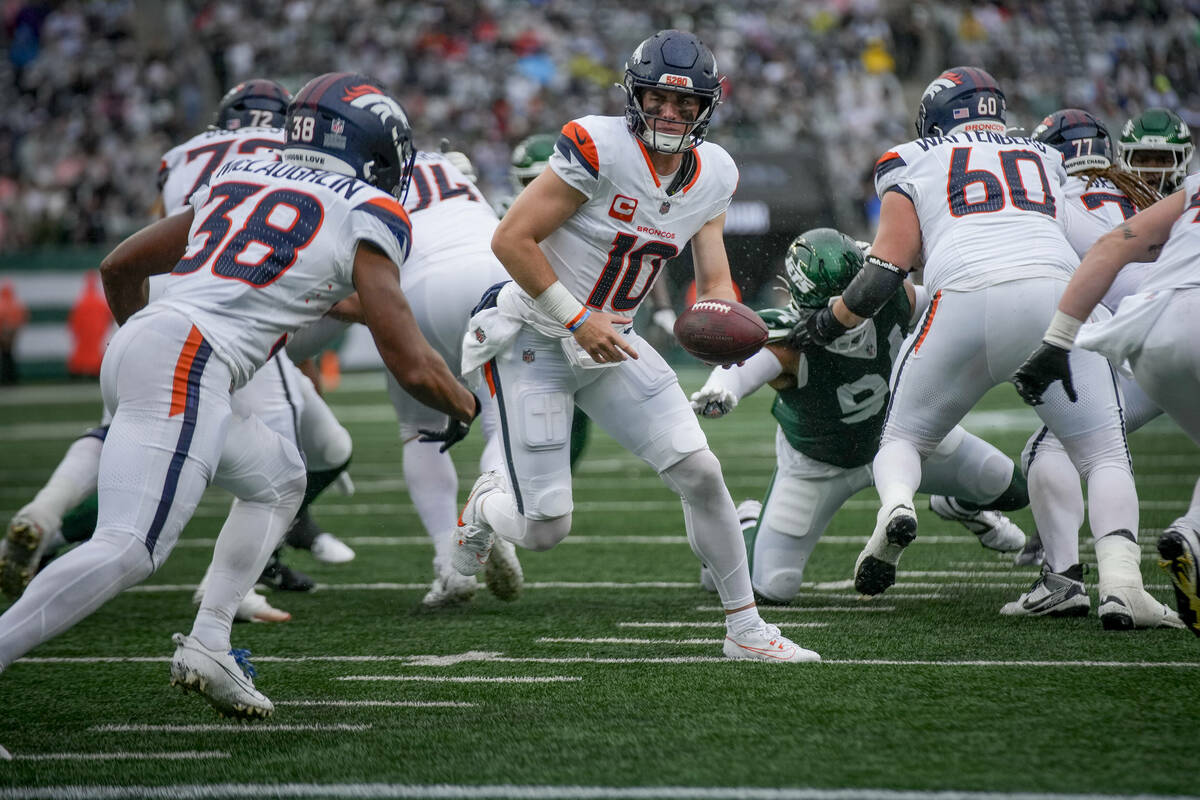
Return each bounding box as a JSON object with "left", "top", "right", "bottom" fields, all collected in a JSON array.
[
  {"left": 1013, "top": 529, "right": 1045, "bottom": 567},
  {"left": 422, "top": 560, "right": 479, "bottom": 608},
  {"left": 1095, "top": 532, "right": 1183, "bottom": 631},
  {"left": 1157, "top": 520, "right": 1200, "bottom": 637},
  {"left": 485, "top": 535, "right": 523, "bottom": 601},
  {"left": 310, "top": 532, "right": 356, "bottom": 564},
  {"left": 0, "top": 509, "right": 58, "bottom": 600},
  {"left": 724, "top": 621, "right": 820, "bottom": 663},
  {"left": 929, "top": 495, "right": 1025, "bottom": 552},
  {"left": 854, "top": 503, "right": 917, "bottom": 596},
  {"left": 452, "top": 472, "right": 503, "bottom": 577},
  {"left": 735, "top": 498, "right": 762, "bottom": 528},
  {"left": 1000, "top": 563, "right": 1090, "bottom": 617},
  {"left": 169, "top": 633, "right": 274, "bottom": 719}
]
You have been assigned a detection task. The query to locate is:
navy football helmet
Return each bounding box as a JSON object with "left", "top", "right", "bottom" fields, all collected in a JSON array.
[
  {"left": 212, "top": 79, "right": 292, "bottom": 130},
  {"left": 623, "top": 30, "right": 722, "bottom": 153},
  {"left": 915, "top": 67, "right": 1006, "bottom": 138},
  {"left": 282, "top": 72, "right": 416, "bottom": 199},
  {"left": 1032, "top": 109, "right": 1114, "bottom": 175}
]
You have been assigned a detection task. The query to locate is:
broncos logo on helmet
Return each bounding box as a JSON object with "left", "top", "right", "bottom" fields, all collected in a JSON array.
[
  {"left": 282, "top": 72, "right": 416, "bottom": 199},
  {"left": 915, "top": 66, "right": 1006, "bottom": 139}
]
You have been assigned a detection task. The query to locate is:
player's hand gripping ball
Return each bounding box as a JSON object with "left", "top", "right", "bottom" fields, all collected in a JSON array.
[{"left": 673, "top": 299, "right": 768, "bottom": 366}]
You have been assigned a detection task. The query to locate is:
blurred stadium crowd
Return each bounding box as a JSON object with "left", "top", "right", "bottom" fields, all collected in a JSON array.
[{"left": 1, "top": 0, "right": 1197, "bottom": 251}]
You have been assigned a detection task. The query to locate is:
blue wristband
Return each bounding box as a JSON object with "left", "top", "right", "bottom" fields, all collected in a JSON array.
[{"left": 566, "top": 308, "right": 591, "bottom": 332}]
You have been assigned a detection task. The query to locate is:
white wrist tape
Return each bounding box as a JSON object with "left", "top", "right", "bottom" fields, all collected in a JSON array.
[
  {"left": 702, "top": 347, "right": 783, "bottom": 400},
  {"left": 1043, "top": 310, "right": 1083, "bottom": 350},
  {"left": 534, "top": 281, "right": 588, "bottom": 330}
]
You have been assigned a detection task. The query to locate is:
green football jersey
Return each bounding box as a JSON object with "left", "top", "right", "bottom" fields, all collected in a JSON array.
[{"left": 761, "top": 289, "right": 912, "bottom": 468}]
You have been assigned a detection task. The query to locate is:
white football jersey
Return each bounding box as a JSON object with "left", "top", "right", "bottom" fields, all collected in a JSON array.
[
  {"left": 1136, "top": 171, "right": 1200, "bottom": 294},
  {"left": 1060, "top": 174, "right": 1150, "bottom": 311},
  {"left": 158, "top": 127, "right": 285, "bottom": 216},
  {"left": 542, "top": 115, "right": 737, "bottom": 316},
  {"left": 403, "top": 151, "right": 499, "bottom": 281},
  {"left": 874, "top": 131, "right": 1078, "bottom": 294},
  {"left": 149, "top": 157, "right": 412, "bottom": 388}
]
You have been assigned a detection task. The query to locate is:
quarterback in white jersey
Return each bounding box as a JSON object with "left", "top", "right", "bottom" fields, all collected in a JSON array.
[
  {"left": 457, "top": 30, "right": 818, "bottom": 663},
  {"left": 0, "top": 73, "right": 480, "bottom": 717},
  {"left": 1015, "top": 169, "right": 1200, "bottom": 636},
  {"left": 789, "top": 67, "right": 1177, "bottom": 630}
]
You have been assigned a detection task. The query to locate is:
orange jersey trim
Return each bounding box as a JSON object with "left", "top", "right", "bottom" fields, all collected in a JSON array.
[
  {"left": 482, "top": 361, "right": 497, "bottom": 398},
  {"left": 913, "top": 291, "right": 941, "bottom": 353},
  {"left": 682, "top": 150, "right": 702, "bottom": 194},
  {"left": 169, "top": 326, "right": 206, "bottom": 417},
  {"left": 562, "top": 121, "right": 600, "bottom": 176},
  {"left": 634, "top": 138, "right": 662, "bottom": 188},
  {"left": 363, "top": 195, "right": 412, "bottom": 225}
]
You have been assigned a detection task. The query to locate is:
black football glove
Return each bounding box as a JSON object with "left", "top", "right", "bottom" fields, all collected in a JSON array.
[
  {"left": 784, "top": 305, "right": 847, "bottom": 351},
  {"left": 418, "top": 395, "right": 482, "bottom": 453},
  {"left": 1012, "top": 342, "right": 1077, "bottom": 406}
]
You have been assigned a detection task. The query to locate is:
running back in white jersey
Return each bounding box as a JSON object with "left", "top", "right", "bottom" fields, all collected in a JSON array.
[
  {"left": 542, "top": 115, "right": 737, "bottom": 316},
  {"left": 874, "top": 131, "right": 1078, "bottom": 294},
  {"left": 151, "top": 157, "right": 412, "bottom": 387},
  {"left": 1137, "top": 171, "right": 1200, "bottom": 295},
  {"left": 158, "top": 127, "right": 285, "bottom": 216}
]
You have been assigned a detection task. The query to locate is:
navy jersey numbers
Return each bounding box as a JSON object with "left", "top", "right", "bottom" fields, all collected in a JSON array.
[
  {"left": 947, "top": 148, "right": 1056, "bottom": 218},
  {"left": 173, "top": 182, "right": 323, "bottom": 287},
  {"left": 1081, "top": 191, "right": 1136, "bottom": 220},
  {"left": 587, "top": 233, "right": 678, "bottom": 311},
  {"left": 406, "top": 162, "right": 482, "bottom": 212},
  {"left": 182, "top": 137, "right": 282, "bottom": 202}
]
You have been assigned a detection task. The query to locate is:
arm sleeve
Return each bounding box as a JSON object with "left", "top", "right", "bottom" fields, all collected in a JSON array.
[
  {"left": 548, "top": 119, "right": 602, "bottom": 199},
  {"left": 698, "top": 347, "right": 783, "bottom": 402}
]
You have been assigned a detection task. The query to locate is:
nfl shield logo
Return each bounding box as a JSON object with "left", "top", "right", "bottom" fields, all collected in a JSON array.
[
  {"left": 331, "top": 118, "right": 346, "bottom": 134},
  {"left": 522, "top": 349, "right": 536, "bottom": 363},
  {"left": 659, "top": 201, "right": 671, "bottom": 214},
  {"left": 473, "top": 327, "right": 486, "bottom": 343}
]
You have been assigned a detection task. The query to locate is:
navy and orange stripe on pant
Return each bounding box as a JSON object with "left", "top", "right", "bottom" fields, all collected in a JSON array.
[{"left": 146, "top": 325, "right": 212, "bottom": 554}]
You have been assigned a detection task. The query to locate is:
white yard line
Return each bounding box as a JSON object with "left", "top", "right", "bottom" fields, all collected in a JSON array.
[
  {"left": 15, "top": 652, "right": 1200, "bottom": 669},
  {"left": 335, "top": 675, "right": 581, "bottom": 683},
  {"left": 275, "top": 700, "right": 475, "bottom": 708},
  {"left": 91, "top": 724, "right": 370, "bottom": 733},
  {"left": 692, "top": 606, "right": 895, "bottom": 613},
  {"left": 615, "top": 622, "right": 828, "bottom": 628},
  {"left": 536, "top": 638, "right": 727, "bottom": 645},
  {"left": 9, "top": 751, "right": 229, "bottom": 761},
  {"left": 0, "top": 783, "right": 1193, "bottom": 799}
]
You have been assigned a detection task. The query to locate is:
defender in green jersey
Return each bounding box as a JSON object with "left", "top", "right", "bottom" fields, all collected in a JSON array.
[{"left": 691, "top": 229, "right": 1029, "bottom": 603}]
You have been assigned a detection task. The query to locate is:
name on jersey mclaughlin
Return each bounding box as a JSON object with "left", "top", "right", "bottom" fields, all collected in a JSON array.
[
  {"left": 636, "top": 224, "right": 674, "bottom": 239},
  {"left": 215, "top": 158, "right": 367, "bottom": 199}
]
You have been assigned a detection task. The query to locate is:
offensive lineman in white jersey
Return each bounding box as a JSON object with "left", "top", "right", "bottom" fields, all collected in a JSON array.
[
  {"left": 1014, "top": 169, "right": 1200, "bottom": 637},
  {"left": 787, "top": 67, "right": 1179, "bottom": 630},
  {"left": 457, "top": 30, "right": 818, "bottom": 662},
  {"left": 1001, "top": 109, "right": 1169, "bottom": 617},
  {"left": 0, "top": 73, "right": 481, "bottom": 717}
]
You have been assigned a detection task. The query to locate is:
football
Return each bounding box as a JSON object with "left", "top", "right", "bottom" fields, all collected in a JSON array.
[{"left": 673, "top": 299, "right": 769, "bottom": 366}]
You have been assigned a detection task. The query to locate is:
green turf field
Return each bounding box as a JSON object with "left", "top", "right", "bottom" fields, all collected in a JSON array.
[{"left": 0, "top": 367, "right": 1197, "bottom": 800}]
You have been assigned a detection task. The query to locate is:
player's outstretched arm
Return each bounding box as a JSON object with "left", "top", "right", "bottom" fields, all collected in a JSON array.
[
  {"left": 353, "top": 242, "right": 477, "bottom": 424},
  {"left": 492, "top": 168, "right": 637, "bottom": 362},
  {"left": 689, "top": 345, "right": 785, "bottom": 419},
  {"left": 691, "top": 213, "right": 738, "bottom": 303},
  {"left": 99, "top": 209, "right": 194, "bottom": 324}
]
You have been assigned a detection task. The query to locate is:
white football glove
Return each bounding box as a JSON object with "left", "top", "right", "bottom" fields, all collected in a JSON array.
[
  {"left": 439, "top": 138, "right": 477, "bottom": 183},
  {"left": 690, "top": 385, "right": 738, "bottom": 419}
]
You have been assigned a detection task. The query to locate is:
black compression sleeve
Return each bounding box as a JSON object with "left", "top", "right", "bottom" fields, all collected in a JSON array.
[{"left": 841, "top": 255, "right": 907, "bottom": 318}]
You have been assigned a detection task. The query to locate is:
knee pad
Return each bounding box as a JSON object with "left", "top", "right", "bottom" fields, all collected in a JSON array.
[
  {"left": 524, "top": 486, "right": 573, "bottom": 520},
  {"left": 755, "top": 567, "right": 805, "bottom": 604},
  {"left": 521, "top": 514, "right": 572, "bottom": 551}
]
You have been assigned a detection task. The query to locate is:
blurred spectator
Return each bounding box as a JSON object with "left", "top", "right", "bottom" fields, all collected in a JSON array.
[
  {"left": 66, "top": 271, "right": 111, "bottom": 379},
  {"left": 0, "top": 0, "right": 1194, "bottom": 250},
  {"left": 0, "top": 280, "right": 28, "bottom": 384}
]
